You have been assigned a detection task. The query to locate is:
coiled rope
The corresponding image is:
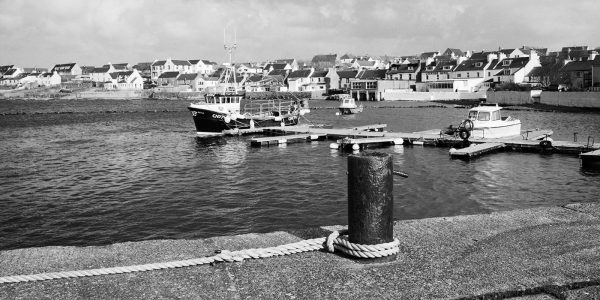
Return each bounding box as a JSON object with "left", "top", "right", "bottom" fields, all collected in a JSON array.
[{"left": 0, "top": 229, "right": 399, "bottom": 284}]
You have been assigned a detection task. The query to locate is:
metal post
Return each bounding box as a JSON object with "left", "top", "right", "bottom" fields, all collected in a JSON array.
[{"left": 347, "top": 152, "right": 395, "bottom": 261}]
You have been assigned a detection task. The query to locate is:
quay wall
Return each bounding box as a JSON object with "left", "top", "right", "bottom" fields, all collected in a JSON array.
[
  {"left": 1, "top": 203, "right": 599, "bottom": 298},
  {"left": 487, "top": 91, "right": 600, "bottom": 108},
  {"left": 382, "top": 91, "right": 486, "bottom": 101},
  {"left": 487, "top": 91, "right": 534, "bottom": 105},
  {"left": 541, "top": 91, "right": 600, "bottom": 108}
]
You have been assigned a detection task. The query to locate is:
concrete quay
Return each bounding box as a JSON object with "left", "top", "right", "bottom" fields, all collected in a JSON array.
[{"left": 1, "top": 203, "right": 600, "bottom": 299}]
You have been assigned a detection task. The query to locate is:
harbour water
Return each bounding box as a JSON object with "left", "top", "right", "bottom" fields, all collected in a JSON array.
[{"left": 1, "top": 98, "right": 599, "bottom": 250}]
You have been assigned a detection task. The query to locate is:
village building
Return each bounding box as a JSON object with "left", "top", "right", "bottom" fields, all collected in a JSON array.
[
  {"left": 274, "top": 59, "right": 299, "bottom": 71},
  {"left": 104, "top": 70, "right": 143, "bottom": 90},
  {"left": 90, "top": 65, "right": 115, "bottom": 84},
  {"left": 151, "top": 59, "right": 193, "bottom": 81},
  {"left": 303, "top": 70, "right": 328, "bottom": 93},
  {"left": 50, "top": 63, "right": 82, "bottom": 76},
  {"left": 349, "top": 69, "right": 404, "bottom": 101},
  {"left": 421, "top": 60, "right": 458, "bottom": 91},
  {"left": 559, "top": 56, "right": 600, "bottom": 89},
  {"left": 525, "top": 56, "right": 565, "bottom": 87},
  {"left": 38, "top": 71, "right": 62, "bottom": 86},
  {"left": 157, "top": 71, "right": 180, "bottom": 87},
  {"left": 488, "top": 54, "right": 541, "bottom": 84},
  {"left": 187, "top": 60, "right": 217, "bottom": 76},
  {"left": 287, "top": 69, "right": 313, "bottom": 92}
]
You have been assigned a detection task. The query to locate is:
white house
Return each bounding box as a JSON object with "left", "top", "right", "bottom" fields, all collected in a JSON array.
[
  {"left": 286, "top": 69, "right": 313, "bottom": 92},
  {"left": 50, "top": 63, "right": 82, "bottom": 76},
  {"left": 151, "top": 58, "right": 194, "bottom": 81},
  {"left": 105, "top": 69, "right": 143, "bottom": 90},
  {"left": 188, "top": 60, "right": 218, "bottom": 76},
  {"left": 488, "top": 52, "right": 541, "bottom": 84},
  {"left": 90, "top": 65, "right": 115, "bottom": 83},
  {"left": 38, "top": 71, "right": 62, "bottom": 86}
]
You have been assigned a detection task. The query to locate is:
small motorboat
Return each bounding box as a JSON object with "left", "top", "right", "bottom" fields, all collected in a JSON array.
[
  {"left": 446, "top": 103, "right": 521, "bottom": 139},
  {"left": 337, "top": 94, "right": 363, "bottom": 115}
]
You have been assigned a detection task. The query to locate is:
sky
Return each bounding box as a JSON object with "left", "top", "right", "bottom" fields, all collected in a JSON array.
[{"left": 1, "top": 0, "right": 600, "bottom": 68}]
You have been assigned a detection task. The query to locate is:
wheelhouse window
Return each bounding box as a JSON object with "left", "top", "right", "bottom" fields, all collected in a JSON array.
[
  {"left": 468, "top": 111, "right": 478, "bottom": 120},
  {"left": 477, "top": 112, "right": 490, "bottom": 121},
  {"left": 491, "top": 110, "right": 500, "bottom": 121}
]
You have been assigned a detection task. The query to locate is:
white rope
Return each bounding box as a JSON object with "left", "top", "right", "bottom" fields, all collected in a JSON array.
[{"left": 0, "top": 230, "right": 399, "bottom": 284}]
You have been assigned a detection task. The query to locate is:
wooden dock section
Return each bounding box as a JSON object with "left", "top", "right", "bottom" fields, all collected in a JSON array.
[
  {"left": 450, "top": 143, "right": 506, "bottom": 159},
  {"left": 214, "top": 124, "right": 599, "bottom": 169},
  {"left": 580, "top": 149, "right": 600, "bottom": 170},
  {"left": 250, "top": 133, "right": 325, "bottom": 147},
  {"left": 335, "top": 136, "right": 405, "bottom": 151}
]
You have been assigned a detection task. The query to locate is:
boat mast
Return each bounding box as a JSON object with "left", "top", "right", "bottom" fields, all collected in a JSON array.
[{"left": 223, "top": 27, "right": 238, "bottom": 93}]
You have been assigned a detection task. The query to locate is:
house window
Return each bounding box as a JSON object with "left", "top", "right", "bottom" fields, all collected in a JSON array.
[
  {"left": 475, "top": 62, "right": 482, "bottom": 67},
  {"left": 426, "top": 75, "right": 429, "bottom": 80},
  {"left": 503, "top": 60, "right": 511, "bottom": 66},
  {"left": 467, "top": 73, "right": 470, "bottom": 78},
  {"left": 488, "top": 72, "right": 491, "bottom": 76},
  {"left": 366, "top": 82, "right": 376, "bottom": 89},
  {"left": 477, "top": 72, "right": 479, "bottom": 77},
  {"left": 457, "top": 74, "right": 462, "bottom": 78},
  {"left": 409, "top": 74, "right": 412, "bottom": 80},
  {"left": 576, "top": 72, "right": 582, "bottom": 78}
]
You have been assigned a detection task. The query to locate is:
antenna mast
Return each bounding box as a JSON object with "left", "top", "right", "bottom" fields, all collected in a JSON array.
[{"left": 223, "top": 27, "right": 238, "bottom": 93}]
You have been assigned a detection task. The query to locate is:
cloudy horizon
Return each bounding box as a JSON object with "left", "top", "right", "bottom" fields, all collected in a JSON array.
[{"left": 1, "top": 0, "right": 599, "bottom": 68}]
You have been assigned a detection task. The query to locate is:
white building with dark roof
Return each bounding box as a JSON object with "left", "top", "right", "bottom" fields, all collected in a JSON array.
[
  {"left": 50, "top": 63, "right": 82, "bottom": 76},
  {"left": 151, "top": 58, "right": 193, "bottom": 81}
]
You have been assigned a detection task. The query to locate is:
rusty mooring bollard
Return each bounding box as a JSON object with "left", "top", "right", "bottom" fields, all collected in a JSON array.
[{"left": 347, "top": 152, "right": 395, "bottom": 262}]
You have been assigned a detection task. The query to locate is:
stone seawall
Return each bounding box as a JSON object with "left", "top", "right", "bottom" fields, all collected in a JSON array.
[
  {"left": 487, "top": 91, "right": 534, "bottom": 105},
  {"left": 1, "top": 203, "right": 599, "bottom": 299},
  {"left": 541, "top": 91, "right": 600, "bottom": 108},
  {"left": 382, "top": 91, "right": 486, "bottom": 101},
  {"left": 487, "top": 90, "right": 600, "bottom": 108}
]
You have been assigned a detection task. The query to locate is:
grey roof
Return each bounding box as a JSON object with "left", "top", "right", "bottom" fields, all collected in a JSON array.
[
  {"left": 158, "top": 71, "right": 180, "bottom": 79},
  {"left": 336, "top": 70, "right": 358, "bottom": 79},
  {"left": 288, "top": 69, "right": 312, "bottom": 79},
  {"left": 177, "top": 73, "right": 199, "bottom": 80},
  {"left": 454, "top": 59, "right": 488, "bottom": 72},
  {"left": 311, "top": 54, "right": 337, "bottom": 63}
]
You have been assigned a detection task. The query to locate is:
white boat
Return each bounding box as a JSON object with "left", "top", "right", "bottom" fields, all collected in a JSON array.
[
  {"left": 452, "top": 103, "right": 521, "bottom": 139},
  {"left": 337, "top": 94, "right": 363, "bottom": 115}
]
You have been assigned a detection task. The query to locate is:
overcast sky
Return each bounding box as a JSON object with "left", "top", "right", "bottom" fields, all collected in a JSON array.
[{"left": 1, "top": 0, "right": 599, "bottom": 68}]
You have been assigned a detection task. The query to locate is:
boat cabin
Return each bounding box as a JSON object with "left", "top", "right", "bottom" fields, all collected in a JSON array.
[
  {"left": 467, "top": 104, "right": 508, "bottom": 122},
  {"left": 205, "top": 93, "right": 243, "bottom": 104}
]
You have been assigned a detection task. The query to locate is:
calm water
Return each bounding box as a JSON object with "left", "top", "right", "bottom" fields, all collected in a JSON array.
[{"left": 1, "top": 98, "right": 599, "bottom": 250}]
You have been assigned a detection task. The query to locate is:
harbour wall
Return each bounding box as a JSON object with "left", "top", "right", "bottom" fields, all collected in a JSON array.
[
  {"left": 487, "top": 90, "right": 600, "bottom": 108},
  {"left": 381, "top": 91, "right": 486, "bottom": 101}
]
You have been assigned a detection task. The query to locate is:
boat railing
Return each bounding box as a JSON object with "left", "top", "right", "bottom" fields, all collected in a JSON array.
[{"left": 241, "top": 99, "right": 296, "bottom": 117}]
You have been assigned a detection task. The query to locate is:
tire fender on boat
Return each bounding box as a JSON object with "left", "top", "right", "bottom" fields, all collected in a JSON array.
[
  {"left": 539, "top": 140, "right": 552, "bottom": 148},
  {"left": 458, "top": 128, "right": 470, "bottom": 140}
]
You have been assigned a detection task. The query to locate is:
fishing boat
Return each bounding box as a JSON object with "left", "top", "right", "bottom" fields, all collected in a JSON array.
[
  {"left": 337, "top": 94, "right": 363, "bottom": 115},
  {"left": 448, "top": 103, "right": 521, "bottom": 139},
  {"left": 188, "top": 33, "right": 308, "bottom": 136}
]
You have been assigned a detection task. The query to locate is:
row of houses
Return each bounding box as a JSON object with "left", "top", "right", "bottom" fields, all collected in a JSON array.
[{"left": 2, "top": 45, "right": 599, "bottom": 97}]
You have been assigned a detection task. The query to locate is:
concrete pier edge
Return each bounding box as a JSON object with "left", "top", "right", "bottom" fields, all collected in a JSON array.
[{"left": 1, "top": 203, "right": 600, "bottom": 299}]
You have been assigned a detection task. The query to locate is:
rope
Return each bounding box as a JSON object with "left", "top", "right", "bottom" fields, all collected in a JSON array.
[{"left": 0, "top": 230, "right": 399, "bottom": 284}]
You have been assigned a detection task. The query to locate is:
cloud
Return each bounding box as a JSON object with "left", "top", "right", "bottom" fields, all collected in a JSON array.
[{"left": 1, "top": 0, "right": 600, "bottom": 67}]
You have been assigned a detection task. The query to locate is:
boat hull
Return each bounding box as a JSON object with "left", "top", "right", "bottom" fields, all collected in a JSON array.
[
  {"left": 338, "top": 105, "right": 363, "bottom": 115},
  {"left": 188, "top": 106, "right": 299, "bottom": 135},
  {"left": 471, "top": 120, "right": 521, "bottom": 139}
]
